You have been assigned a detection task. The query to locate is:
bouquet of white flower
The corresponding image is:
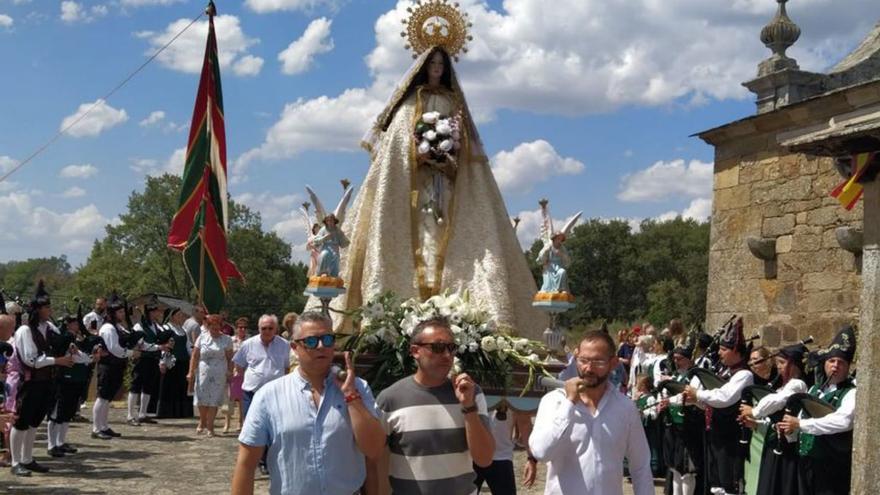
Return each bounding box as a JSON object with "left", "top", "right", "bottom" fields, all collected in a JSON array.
[
  {"left": 414, "top": 111, "right": 462, "bottom": 164},
  {"left": 345, "top": 290, "right": 551, "bottom": 394}
]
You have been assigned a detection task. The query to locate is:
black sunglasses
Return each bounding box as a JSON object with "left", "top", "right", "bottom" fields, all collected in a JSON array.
[
  {"left": 295, "top": 334, "right": 336, "bottom": 349},
  {"left": 413, "top": 342, "right": 458, "bottom": 355}
]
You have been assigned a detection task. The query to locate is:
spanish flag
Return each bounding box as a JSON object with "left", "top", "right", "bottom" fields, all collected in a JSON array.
[
  {"left": 167, "top": 2, "right": 242, "bottom": 312},
  {"left": 830, "top": 152, "right": 876, "bottom": 210}
]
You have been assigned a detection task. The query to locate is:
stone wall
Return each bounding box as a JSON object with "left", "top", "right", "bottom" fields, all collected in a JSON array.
[{"left": 707, "top": 147, "right": 862, "bottom": 347}]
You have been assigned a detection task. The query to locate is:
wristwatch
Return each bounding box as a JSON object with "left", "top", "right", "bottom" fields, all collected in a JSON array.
[{"left": 461, "top": 404, "right": 478, "bottom": 415}]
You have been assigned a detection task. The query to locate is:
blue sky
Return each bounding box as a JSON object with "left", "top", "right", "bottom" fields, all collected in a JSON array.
[{"left": 0, "top": 0, "right": 877, "bottom": 266}]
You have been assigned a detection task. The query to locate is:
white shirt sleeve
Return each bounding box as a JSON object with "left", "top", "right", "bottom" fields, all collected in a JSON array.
[
  {"left": 13, "top": 325, "right": 55, "bottom": 368},
  {"left": 753, "top": 379, "right": 807, "bottom": 419},
  {"left": 528, "top": 390, "right": 575, "bottom": 462},
  {"left": 100, "top": 323, "right": 131, "bottom": 359},
  {"left": 625, "top": 399, "right": 655, "bottom": 495},
  {"left": 696, "top": 369, "right": 754, "bottom": 408},
  {"left": 800, "top": 388, "right": 856, "bottom": 435}
]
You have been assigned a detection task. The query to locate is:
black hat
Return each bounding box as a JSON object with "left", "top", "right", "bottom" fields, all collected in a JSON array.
[
  {"left": 778, "top": 343, "right": 808, "bottom": 370},
  {"left": 107, "top": 293, "right": 125, "bottom": 312},
  {"left": 163, "top": 307, "right": 182, "bottom": 324},
  {"left": 720, "top": 317, "right": 746, "bottom": 352},
  {"left": 29, "top": 280, "right": 51, "bottom": 312},
  {"left": 820, "top": 325, "right": 856, "bottom": 363},
  {"left": 673, "top": 343, "right": 694, "bottom": 359},
  {"left": 143, "top": 294, "right": 161, "bottom": 314}
]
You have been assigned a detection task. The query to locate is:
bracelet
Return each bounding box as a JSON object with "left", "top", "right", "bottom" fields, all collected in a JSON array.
[
  {"left": 461, "top": 404, "right": 478, "bottom": 415},
  {"left": 344, "top": 392, "right": 362, "bottom": 404}
]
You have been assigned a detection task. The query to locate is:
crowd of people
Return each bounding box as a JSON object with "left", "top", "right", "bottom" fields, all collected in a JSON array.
[{"left": 0, "top": 281, "right": 859, "bottom": 495}]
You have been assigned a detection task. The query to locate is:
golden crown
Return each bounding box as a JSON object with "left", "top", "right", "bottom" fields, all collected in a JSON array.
[{"left": 400, "top": 0, "right": 473, "bottom": 61}]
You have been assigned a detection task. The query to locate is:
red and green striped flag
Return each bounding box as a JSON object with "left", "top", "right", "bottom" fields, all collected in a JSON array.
[{"left": 168, "top": 2, "right": 242, "bottom": 313}]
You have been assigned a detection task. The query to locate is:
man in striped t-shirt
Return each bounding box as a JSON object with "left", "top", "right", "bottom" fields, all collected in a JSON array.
[{"left": 376, "top": 317, "right": 495, "bottom": 494}]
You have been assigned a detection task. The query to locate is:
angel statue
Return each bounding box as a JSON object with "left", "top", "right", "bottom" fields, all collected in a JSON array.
[
  {"left": 305, "top": 184, "right": 353, "bottom": 280},
  {"left": 536, "top": 199, "right": 582, "bottom": 296},
  {"left": 329, "top": 0, "right": 546, "bottom": 338}
]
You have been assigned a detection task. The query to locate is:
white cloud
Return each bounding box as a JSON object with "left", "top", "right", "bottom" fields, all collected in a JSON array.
[
  {"left": 139, "top": 15, "right": 262, "bottom": 77},
  {"left": 139, "top": 110, "right": 165, "bottom": 127},
  {"left": 278, "top": 17, "right": 334, "bottom": 75},
  {"left": 0, "top": 156, "right": 17, "bottom": 174},
  {"left": 245, "top": 0, "right": 342, "bottom": 14},
  {"left": 682, "top": 197, "right": 712, "bottom": 221},
  {"left": 234, "top": 191, "right": 308, "bottom": 261},
  {"left": 60, "top": 164, "right": 98, "bottom": 179},
  {"left": 0, "top": 192, "right": 109, "bottom": 262},
  {"left": 491, "top": 140, "right": 584, "bottom": 194},
  {"left": 232, "top": 54, "right": 265, "bottom": 77},
  {"left": 235, "top": 88, "right": 384, "bottom": 173},
  {"left": 60, "top": 1, "right": 107, "bottom": 24},
  {"left": 120, "top": 0, "right": 184, "bottom": 6},
  {"left": 60, "top": 99, "right": 128, "bottom": 137},
  {"left": 61, "top": 186, "right": 86, "bottom": 198},
  {"left": 0, "top": 14, "right": 13, "bottom": 29},
  {"left": 618, "top": 159, "right": 713, "bottom": 202},
  {"left": 131, "top": 147, "right": 187, "bottom": 176}
]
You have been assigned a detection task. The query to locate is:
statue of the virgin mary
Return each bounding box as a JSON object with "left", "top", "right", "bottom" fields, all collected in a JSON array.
[{"left": 327, "top": 1, "right": 546, "bottom": 338}]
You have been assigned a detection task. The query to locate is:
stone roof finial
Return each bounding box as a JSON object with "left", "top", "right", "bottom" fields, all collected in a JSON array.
[{"left": 758, "top": 0, "right": 802, "bottom": 76}]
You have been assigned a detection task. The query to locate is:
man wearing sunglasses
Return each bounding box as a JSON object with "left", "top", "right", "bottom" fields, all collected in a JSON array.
[
  {"left": 232, "top": 312, "right": 385, "bottom": 495},
  {"left": 232, "top": 314, "right": 290, "bottom": 475},
  {"left": 376, "top": 317, "right": 495, "bottom": 494}
]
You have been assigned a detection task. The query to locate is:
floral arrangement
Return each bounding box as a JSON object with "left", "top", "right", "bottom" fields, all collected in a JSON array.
[
  {"left": 344, "top": 290, "right": 550, "bottom": 394},
  {"left": 414, "top": 111, "right": 462, "bottom": 163}
]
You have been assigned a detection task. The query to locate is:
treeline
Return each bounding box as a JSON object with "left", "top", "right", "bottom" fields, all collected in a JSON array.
[
  {"left": 0, "top": 174, "right": 307, "bottom": 325},
  {"left": 526, "top": 217, "right": 710, "bottom": 330},
  {"left": 1, "top": 174, "right": 710, "bottom": 330}
]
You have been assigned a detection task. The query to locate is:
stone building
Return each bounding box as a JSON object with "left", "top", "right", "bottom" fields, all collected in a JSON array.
[{"left": 697, "top": 2, "right": 880, "bottom": 347}]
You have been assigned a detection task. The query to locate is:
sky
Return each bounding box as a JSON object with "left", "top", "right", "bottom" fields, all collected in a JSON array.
[{"left": 0, "top": 0, "right": 877, "bottom": 267}]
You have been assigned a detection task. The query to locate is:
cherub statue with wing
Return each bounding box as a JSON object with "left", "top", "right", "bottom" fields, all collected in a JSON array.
[
  {"left": 305, "top": 184, "right": 353, "bottom": 279},
  {"left": 536, "top": 199, "right": 581, "bottom": 296}
]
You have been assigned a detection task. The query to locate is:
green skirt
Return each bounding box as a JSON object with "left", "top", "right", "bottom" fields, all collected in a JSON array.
[{"left": 744, "top": 423, "right": 768, "bottom": 495}]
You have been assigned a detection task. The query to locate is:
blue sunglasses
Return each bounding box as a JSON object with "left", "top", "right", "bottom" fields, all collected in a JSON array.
[{"left": 295, "top": 334, "right": 336, "bottom": 349}]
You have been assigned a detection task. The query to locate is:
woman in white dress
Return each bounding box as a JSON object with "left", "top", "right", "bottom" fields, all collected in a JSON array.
[{"left": 187, "top": 314, "right": 232, "bottom": 437}]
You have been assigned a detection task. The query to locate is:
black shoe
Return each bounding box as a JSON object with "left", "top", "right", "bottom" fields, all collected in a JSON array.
[
  {"left": 59, "top": 443, "right": 78, "bottom": 454},
  {"left": 91, "top": 430, "right": 113, "bottom": 440},
  {"left": 127, "top": 418, "right": 141, "bottom": 426},
  {"left": 140, "top": 417, "right": 157, "bottom": 424},
  {"left": 23, "top": 461, "right": 49, "bottom": 473},
  {"left": 103, "top": 428, "right": 122, "bottom": 438},
  {"left": 11, "top": 464, "right": 31, "bottom": 477},
  {"left": 47, "top": 447, "right": 65, "bottom": 458}
]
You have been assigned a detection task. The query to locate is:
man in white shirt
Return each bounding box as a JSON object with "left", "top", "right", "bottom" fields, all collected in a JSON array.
[
  {"left": 82, "top": 298, "right": 106, "bottom": 335},
  {"left": 92, "top": 296, "right": 140, "bottom": 440},
  {"left": 182, "top": 304, "right": 205, "bottom": 349},
  {"left": 232, "top": 314, "right": 290, "bottom": 475},
  {"left": 779, "top": 325, "right": 856, "bottom": 495},
  {"left": 530, "top": 330, "right": 654, "bottom": 495}
]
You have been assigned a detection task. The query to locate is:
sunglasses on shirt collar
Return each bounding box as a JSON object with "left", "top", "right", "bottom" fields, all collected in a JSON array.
[{"left": 294, "top": 334, "right": 336, "bottom": 349}]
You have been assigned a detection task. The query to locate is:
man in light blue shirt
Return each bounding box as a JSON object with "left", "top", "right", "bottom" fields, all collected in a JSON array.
[
  {"left": 231, "top": 312, "right": 385, "bottom": 495},
  {"left": 232, "top": 314, "right": 290, "bottom": 417}
]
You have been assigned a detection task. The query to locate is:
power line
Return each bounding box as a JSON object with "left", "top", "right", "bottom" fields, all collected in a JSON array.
[{"left": 0, "top": 8, "right": 207, "bottom": 184}]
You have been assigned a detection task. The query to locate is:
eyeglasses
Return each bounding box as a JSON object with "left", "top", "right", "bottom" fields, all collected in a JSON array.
[
  {"left": 295, "top": 334, "right": 336, "bottom": 349},
  {"left": 576, "top": 358, "right": 609, "bottom": 368},
  {"left": 414, "top": 342, "right": 458, "bottom": 355}
]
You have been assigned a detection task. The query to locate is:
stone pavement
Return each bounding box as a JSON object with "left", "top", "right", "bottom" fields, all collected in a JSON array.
[{"left": 0, "top": 404, "right": 662, "bottom": 494}]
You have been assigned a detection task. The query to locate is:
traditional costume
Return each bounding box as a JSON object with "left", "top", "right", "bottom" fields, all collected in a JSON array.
[
  {"left": 695, "top": 318, "right": 754, "bottom": 495},
  {"left": 46, "top": 313, "right": 93, "bottom": 458},
  {"left": 662, "top": 343, "right": 705, "bottom": 495},
  {"left": 92, "top": 295, "right": 133, "bottom": 439},
  {"left": 751, "top": 343, "right": 808, "bottom": 495},
  {"left": 156, "top": 308, "right": 193, "bottom": 418},
  {"left": 128, "top": 296, "right": 164, "bottom": 425},
  {"left": 795, "top": 326, "right": 856, "bottom": 495},
  {"left": 9, "top": 281, "right": 59, "bottom": 476}
]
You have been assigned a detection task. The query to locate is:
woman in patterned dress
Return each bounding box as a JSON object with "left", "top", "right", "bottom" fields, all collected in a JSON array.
[{"left": 187, "top": 314, "right": 232, "bottom": 437}]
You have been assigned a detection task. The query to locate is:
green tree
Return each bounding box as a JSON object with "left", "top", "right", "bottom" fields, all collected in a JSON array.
[
  {"left": 76, "top": 173, "right": 307, "bottom": 319},
  {"left": 0, "top": 256, "right": 75, "bottom": 306}
]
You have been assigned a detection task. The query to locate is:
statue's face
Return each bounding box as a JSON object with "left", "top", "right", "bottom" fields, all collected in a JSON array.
[
  {"left": 325, "top": 216, "right": 337, "bottom": 228},
  {"left": 428, "top": 50, "right": 445, "bottom": 82}
]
